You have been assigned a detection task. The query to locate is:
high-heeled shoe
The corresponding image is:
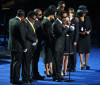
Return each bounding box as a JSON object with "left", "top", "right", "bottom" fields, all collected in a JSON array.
[
  {"left": 81, "top": 67, "right": 84, "bottom": 70},
  {"left": 83, "top": 63, "right": 90, "bottom": 70},
  {"left": 80, "top": 64, "right": 84, "bottom": 70},
  {"left": 63, "top": 73, "right": 68, "bottom": 76},
  {"left": 46, "top": 74, "right": 51, "bottom": 77},
  {"left": 61, "top": 72, "right": 64, "bottom": 76}
]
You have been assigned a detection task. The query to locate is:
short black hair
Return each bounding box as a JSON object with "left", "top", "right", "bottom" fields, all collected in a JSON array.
[
  {"left": 58, "top": 10, "right": 67, "bottom": 17},
  {"left": 16, "top": 9, "right": 25, "bottom": 17},
  {"left": 27, "top": 11, "right": 36, "bottom": 18},
  {"left": 58, "top": 1, "right": 65, "bottom": 5}
]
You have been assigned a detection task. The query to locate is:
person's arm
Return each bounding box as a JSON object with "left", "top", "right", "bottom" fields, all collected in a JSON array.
[{"left": 18, "top": 22, "right": 27, "bottom": 51}]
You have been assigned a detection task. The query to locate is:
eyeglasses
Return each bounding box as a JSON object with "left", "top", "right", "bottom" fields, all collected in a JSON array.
[
  {"left": 61, "top": 16, "right": 67, "bottom": 18},
  {"left": 60, "top": 6, "right": 65, "bottom": 8},
  {"left": 31, "top": 17, "right": 36, "bottom": 20},
  {"left": 38, "top": 14, "right": 42, "bottom": 16},
  {"left": 69, "top": 12, "right": 74, "bottom": 14}
]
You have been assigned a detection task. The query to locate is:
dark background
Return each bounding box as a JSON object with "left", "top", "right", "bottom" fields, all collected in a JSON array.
[{"left": 0, "top": 0, "right": 100, "bottom": 48}]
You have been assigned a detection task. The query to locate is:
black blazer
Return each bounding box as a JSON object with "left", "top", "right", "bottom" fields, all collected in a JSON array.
[
  {"left": 78, "top": 16, "right": 92, "bottom": 37},
  {"left": 22, "top": 21, "right": 37, "bottom": 50},
  {"left": 42, "top": 19, "right": 54, "bottom": 47},
  {"left": 8, "top": 17, "right": 27, "bottom": 52},
  {"left": 34, "top": 20, "right": 44, "bottom": 44},
  {"left": 52, "top": 19, "right": 69, "bottom": 52},
  {"left": 70, "top": 17, "right": 79, "bottom": 43}
]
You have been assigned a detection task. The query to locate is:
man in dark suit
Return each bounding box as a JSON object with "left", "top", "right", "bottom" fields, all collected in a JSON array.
[
  {"left": 52, "top": 11, "right": 69, "bottom": 82},
  {"left": 23, "top": 11, "right": 38, "bottom": 81},
  {"left": 31, "top": 9, "right": 44, "bottom": 80},
  {"left": 8, "top": 9, "right": 27, "bottom": 84}
]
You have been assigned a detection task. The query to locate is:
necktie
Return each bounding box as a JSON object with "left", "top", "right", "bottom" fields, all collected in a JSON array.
[{"left": 30, "top": 23, "right": 35, "bottom": 33}]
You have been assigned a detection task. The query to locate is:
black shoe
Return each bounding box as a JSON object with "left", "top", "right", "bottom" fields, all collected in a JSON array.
[
  {"left": 86, "top": 66, "right": 90, "bottom": 70},
  {"left": 46, "top": 74, "right": 51, "bottom": 77},
  {"left": 71, "top": 68, "right": 76, "bottom": 72},
  {"left": 33, "top": 76, "right": 44, "bottom": 80},
  {"left": 12, "top": 80, "right": 24, "bottom": 84},
  {"left": 53, "top": 78, "right": 61, "bottom": 82},
  {"left": 81, "top": 67, "right": 84, "bottom": 70},
  {"left": 23, "top": 78, "right": 37, "bottom": 83}
]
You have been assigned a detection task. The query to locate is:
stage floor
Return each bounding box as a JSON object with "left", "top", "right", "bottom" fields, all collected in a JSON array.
[{"left": 0, "top": 46, "right": 100, "bottom": 85}]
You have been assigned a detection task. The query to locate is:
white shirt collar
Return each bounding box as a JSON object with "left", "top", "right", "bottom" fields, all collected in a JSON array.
[
  {"left": 26, "top": 17, "right": 32, "bottom": 24},
  {"left": 57, "top": 18, "right": 62, "bottom": 24},
  {"left": 70, "top": 17, "right": 73, "bottom": 21},
  {"left": 16, "top": 16, "right": 21, "bottom": 21},
  {"left": 36, "top": 18, "right": 38, "bottom": 21}
]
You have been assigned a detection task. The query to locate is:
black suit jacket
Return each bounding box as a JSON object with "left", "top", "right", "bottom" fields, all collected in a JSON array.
[
  {"left": 52, "top": 19, "right": 69, "bottom": 52},
  {"left": 70, "top": 17, "right": 79, "bottom": 43},
  {"left": 22, "top": 21, "right": 37, "bottom": 50},
  {"left": 8, "top": 17, "right": 27, "bottom": 52},
  {"left": 78, "top": 16, "right": 92, "bottom": 38},
  {"left": 42, "top": 18, "right": 54, "bottom": 47},
  {"left": 34, "top": 19, "right": 44, "bottom": 44}
]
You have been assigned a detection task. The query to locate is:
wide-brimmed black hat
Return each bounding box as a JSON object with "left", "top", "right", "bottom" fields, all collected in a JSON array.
[
  {"left": 77, "top": 5, "right": 88, "bottom": 13},
  {"left": 43, "top": 8, "right": 55, "bottom": 17},
  {"left": 48, "top": 5, "right": 58, "bottom": 12}
]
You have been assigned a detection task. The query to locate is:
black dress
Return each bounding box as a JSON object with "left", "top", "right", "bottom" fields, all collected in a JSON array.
[
  {"left": 42, "top": 19, "right": 53, "bottom": 64},
  {"left": 64, "top": 34, "right": 74, "bottom": 56},
  {"left": 77, "top": 16, "right": 92, "bottom": 54}
]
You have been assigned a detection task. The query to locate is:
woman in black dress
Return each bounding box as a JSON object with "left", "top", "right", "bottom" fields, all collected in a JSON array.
[
  {"left": 67, "top": 8, "right": 79, "bottom": 72},
  {"left": 42, "top": 9, "right": 55, "bottom": 77},
  {"left": 77, "top": 5, "right": 92, "bottom": 70}
]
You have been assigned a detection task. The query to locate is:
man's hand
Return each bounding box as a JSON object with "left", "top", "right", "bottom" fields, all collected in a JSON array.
[
  {"left": 36, "top": 39, "right": 38, "bottom": 44},
  {"left": 73, "top": 42, "right": 77, "bottom": 46},
  {"left": 85, "top": 31, "right": 90, "bottom": 35},
  {"left": 23, "top": 48, "right": 27, "bottom": 53},
  {"left": 32, "top": 43, "right": 36, "bottom": 46}
]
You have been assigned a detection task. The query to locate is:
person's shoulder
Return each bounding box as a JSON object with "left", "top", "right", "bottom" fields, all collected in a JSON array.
[{"left": 85, "top": 16, "right": 91, "bottom": 19}]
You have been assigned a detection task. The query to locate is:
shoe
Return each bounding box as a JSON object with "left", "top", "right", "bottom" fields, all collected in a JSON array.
[
  {"left": 80, "top": 64, "right": 84, "bottom": 70},
  {"left": 33, "top": 75, "right": 44, "bottom": 80},
  {"left": 12, "top": 80, "right": 24, "bottom": 84},
  {"left": 86, "top": 66, "right": 90, "bottom": 70},
  {"left": 46, "top": 74, "right": 51, "bottom": 77},
  {"left": 22, "top": 78, "right": 37, "bottom": 83},
  {"left": 81, "top": 67, "right": 84, "bottom": 70},
  {"left": 61, "top": 72, "right": 64, "bottom": 76},
  {"left": 71, "top": 68, "right": 76, "bottom": 72},
  {"left": 53, "top": 78, "right": 61, "bottom": 82},
  {"left": 63, "top": 73, "right": 68, "bottom": 76},
  {"left": 83, "top": 63, "right": 90, "bottom": 70}
]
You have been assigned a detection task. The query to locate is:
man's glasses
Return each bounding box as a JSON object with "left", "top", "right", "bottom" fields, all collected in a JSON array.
[
  {"left": 61, "top": 16, "right": 67, "bottom": 18},
  {"left": 69, "top": 12, "right": 74, "bottom": 14},
  {"left": 38, "top": 14, "right": 42, "bottom": 16},
  {"left": 60, "top": 6, "right": 65, "bottom": 8}
]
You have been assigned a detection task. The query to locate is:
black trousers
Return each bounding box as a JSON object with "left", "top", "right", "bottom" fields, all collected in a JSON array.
[
  {"left": 32, "top": 44, "right": 42, "bottom": 77},
  {"left": 10, "top": 51, "right": 23, "bottom": 81},
  {"left": 22, "top": 48, "right": 33, "bottom": 81},
  {"left": 53, "top": 51, "right": 63, "bottom": 79}
]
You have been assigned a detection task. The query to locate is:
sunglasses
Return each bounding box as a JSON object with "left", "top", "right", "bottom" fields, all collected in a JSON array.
[
  {"left": 61, "top": 6, "right": 65, "bottom": 8},
  {"left": 61, "top": 16, "right": 67, "bottom": 18},
  {"left": 38, "top": 14, "right": 42, "bottom": 16},
  {"left": 69, "top": 12, "right": 74, "bottom": 14}
]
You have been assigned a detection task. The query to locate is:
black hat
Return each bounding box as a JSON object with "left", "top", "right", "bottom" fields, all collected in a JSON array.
[
  {"left": 77, "top": 5, "right": 88, "bottom": 13},
  {"left": 43, "top": 9, "right": 55, "bottom": 17},
  {"left": 17, "top": 9, "right": 25, "bottom": 17},
  {"left": 48, "top": 5, "right": 58, "bottom": 12}
]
